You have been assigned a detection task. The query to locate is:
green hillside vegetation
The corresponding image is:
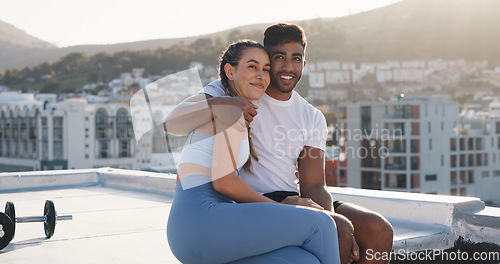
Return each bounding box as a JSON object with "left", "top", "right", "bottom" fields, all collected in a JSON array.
[{"left": 0, "top": 30, "right": 263, "bottom": 93}]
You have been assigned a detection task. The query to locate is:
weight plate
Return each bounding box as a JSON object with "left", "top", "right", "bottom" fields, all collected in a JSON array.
[
  {"left": 5, "top": 201, "right": 16, "bottom": 238},
  {"left": 0, "top": 212, "right": 14, "bottom": 250},
  {"left": 44, "top": 200, "right": 56, "bottom": 239}
]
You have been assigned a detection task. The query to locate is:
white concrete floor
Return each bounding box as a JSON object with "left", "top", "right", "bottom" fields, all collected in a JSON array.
[{"left": 0, "top": 187, "right": 180, "bottom": 264}]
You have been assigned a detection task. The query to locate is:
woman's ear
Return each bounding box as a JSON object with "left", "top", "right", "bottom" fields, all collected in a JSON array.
[{"left": 224, "top": 63, "right": 234, "bottom": 81}]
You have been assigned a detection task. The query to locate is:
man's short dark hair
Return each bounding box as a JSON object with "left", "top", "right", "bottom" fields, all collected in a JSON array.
[{"left": 263, "top": 23, "right": 307, "bottom": 50}]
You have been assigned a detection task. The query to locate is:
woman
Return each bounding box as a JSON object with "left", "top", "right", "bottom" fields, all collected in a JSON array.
[{"left": 166, "top": 40, "right": 340, "bottom": 264}]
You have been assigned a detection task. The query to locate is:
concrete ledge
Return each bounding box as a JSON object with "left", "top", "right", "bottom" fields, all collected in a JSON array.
[
  {"left": 98, "top": 167, "right": 177, "bottom": 195},
  {"left": 0, "top": 169, "right": 100, "bottom": 192},
  {"left": 327, "top": 186, "right": 500, "bottom": 251},
  {"left": 327, "top": 186, "right": 484, "bottom": 226}
]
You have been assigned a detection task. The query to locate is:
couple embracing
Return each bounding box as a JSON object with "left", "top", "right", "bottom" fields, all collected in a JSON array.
[{"left": 165, "top": 23, "right": 393, "bottom": 264}]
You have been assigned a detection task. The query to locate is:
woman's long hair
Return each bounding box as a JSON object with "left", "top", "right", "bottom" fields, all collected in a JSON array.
[{"left": 218, "top": 40, "right": 264, "bottom": 172}]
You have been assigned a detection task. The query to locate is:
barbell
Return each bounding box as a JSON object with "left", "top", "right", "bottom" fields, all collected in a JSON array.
[{"left": 0, "top": 200, "right": 72, "bottom": 250}]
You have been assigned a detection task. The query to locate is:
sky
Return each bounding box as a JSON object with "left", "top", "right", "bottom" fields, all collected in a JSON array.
[{"left": 1, "top": 0, "right": 401, "bottom": 47}]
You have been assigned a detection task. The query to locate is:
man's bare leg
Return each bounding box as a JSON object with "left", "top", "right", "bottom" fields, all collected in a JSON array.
[
  {"left": 329, "top": 212, "right": 360, "bottom": 264},
  {"left": 336, "top": 203, "right": 393, "bottom": 264}
]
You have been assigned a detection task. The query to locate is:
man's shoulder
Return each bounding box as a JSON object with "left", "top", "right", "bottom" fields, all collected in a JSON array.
[
  {"left": 201, "top": 80, "right": 224, "bottom": 97},
  {"left": 292, "top": 91, "right": 323, "bottom": 115}
]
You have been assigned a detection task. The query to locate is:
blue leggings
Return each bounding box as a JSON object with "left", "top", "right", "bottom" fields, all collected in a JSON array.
[{"left": 167, "top": 180, "right": 340, "bottom": 264}]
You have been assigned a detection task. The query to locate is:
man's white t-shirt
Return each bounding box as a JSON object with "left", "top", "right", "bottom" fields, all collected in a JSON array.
[{"left": 203, "top": 80, "right": 328, "bottom": 194}]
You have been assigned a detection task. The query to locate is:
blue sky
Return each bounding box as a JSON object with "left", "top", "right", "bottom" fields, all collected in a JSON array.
[{"left": 1, "top": 0, "right": 401, "bottom": 47}]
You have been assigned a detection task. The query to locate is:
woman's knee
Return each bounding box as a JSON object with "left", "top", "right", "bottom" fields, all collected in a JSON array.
[{"left": 228, "top": 247, "right": 321, "bottom": 264}]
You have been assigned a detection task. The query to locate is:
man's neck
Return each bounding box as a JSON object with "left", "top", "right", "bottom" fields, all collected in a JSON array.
[{"left": 265, "top": 85, "right": 293, "bottom": 101}]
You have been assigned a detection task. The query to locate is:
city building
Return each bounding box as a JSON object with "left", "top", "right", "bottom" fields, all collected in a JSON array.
[
  {"left": 0, "top": 91, "right": 137, "bottom": 172},
  {"left": 338, "top": 96, "right": 500, "bottom": 202}
]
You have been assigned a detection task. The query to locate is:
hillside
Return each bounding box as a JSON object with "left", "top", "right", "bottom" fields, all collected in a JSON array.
[
  {"left": 0, "top": 22, "right": 269, "bottom": 71},
  {"left": 0, "top": 20, "right": 55, "bottom": 49},
  {"left": 327, "top": 0, "right": 500, "bottom": 62},
  {"left": 2, "top": 0, "right": 500, "bottom": 71}
]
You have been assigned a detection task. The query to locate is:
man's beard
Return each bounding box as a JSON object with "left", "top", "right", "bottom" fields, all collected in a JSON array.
[{"left": 271, "top": 73, "right": 302, "bottom": 94}]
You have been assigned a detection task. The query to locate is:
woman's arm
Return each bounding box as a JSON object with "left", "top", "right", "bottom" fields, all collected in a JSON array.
[
  {"left": 210, "top": 116, "right": 276, "bottom": 203},
  {"left": 164, "top": 93, "right": 258, "bottom": 136}
]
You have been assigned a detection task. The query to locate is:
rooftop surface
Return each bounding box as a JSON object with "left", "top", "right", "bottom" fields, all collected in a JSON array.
[
  {"left": 0, "top": 186, "right": 179, "bottom": 264},
  {"left": 0, "top": 168, "right": 499, "bottom": 263}
]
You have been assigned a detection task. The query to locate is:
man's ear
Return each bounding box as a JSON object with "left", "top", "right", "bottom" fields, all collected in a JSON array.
[
  {"left": 224, "top": 63, "right": 234, "bottom": 81},
  {"left": 303, "top": 59, "right": 307, "bottom": 68}
]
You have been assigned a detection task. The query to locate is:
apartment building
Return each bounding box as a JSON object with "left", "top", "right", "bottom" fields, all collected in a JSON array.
[
  {"left": 338, "top": 96, "right": 500, "bottom": 202},
  {"left": 0, "top": 92, "right": 136, "bottom": 172}
]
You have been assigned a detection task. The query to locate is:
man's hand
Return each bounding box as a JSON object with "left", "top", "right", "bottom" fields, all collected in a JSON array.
[
  {"left": 281, "top": 196, "right": 324, "bottom": 210},
  {"left": 349, "top": 235, "right": 360, "bottom": 263}
]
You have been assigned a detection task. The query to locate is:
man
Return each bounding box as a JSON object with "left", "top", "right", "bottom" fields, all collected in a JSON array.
[{"left": 166, "top": 23, "right": 393, "bottom": 264}]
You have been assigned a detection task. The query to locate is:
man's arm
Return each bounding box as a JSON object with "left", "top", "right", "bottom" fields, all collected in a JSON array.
[
  {"left": 164, "top": 94, "right": 258, "bottom": 136},
  {"left": 297, "top": 146, "right": 334, "bottom": 212},
  {"left": 298, "top": 146, "right": 360, "bottom": 263}
]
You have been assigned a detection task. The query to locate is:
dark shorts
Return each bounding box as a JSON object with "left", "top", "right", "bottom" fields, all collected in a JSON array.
[{"left": 263, "top": 191, "right": 344, "bottom": 212}]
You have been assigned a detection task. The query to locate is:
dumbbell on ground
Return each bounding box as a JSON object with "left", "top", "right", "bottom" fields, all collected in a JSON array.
[{"left": 0, "top": 200, "right": 72, "bottom": 250}]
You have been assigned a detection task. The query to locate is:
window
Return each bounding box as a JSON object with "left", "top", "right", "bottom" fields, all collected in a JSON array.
[
  {"left": 394, "top": 105, "right": 412, "bottom": 118},
  {"left": 53, "top": 141, "right": 63, "bottom": 160},
  {"left": 95, "top": 109, "right": 108, "bottom": 125},
  {"left": 361, "top": 171, "right": 381, "bottom": 190},
  {"left": 425, "top": 174, "right": 437, "bottom": 181},
  {"left": 468, "top": 138, "right": 474, "bottom": 150},
  {"left": 119, "top": 140, "right": 130, "bottom": 157},
  {"left": 429, "top": 138, "right": 432, "bottom": 150},
  {"left": 476, "top": 137, "right": 484, "bottom": 150},
  {"left": 411, "top": 157, "right": 419, "bottom": 170},
  {"left": 450, "top": 155, "right": 457, "bottom": 168},
  {"left": 98, "top": 141, "right": 108, "bottom": 158},
  {"left": 361, "top": 106, "right": 371, "bottom": 132},
  {"left": 385, "top": 173, "right": 407, "bottom": 189},
  {"left": 450, "top": 171, "right": 457, "bottom": 185},
  {"left": 482, "top": 171, "right": 490, "bottom": 177},
  {"left": 494, "top": 170, "right": 500, "bottom": 177},
  {"left": 394, "top": 123, "right": 405, "bottom": 136},
  {"left": 468, "top": 171, "right": 474, "bottom": 184},
  {"left": 116, "top": 108, "right": 130, "bottom": 126},
  {"left": 411, "top": 139, "right": 419, "bottom": 153},
  {"left": 428, "top": 121, "right": 431, "bottom": 133}
]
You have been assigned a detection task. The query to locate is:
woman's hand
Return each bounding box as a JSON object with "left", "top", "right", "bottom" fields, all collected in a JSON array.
[
  {"left": 280, "top": 196, "right": 324, "bottom": 210},
  {"left": 215, "top": 96, "right": 258, "bottom": 127}
]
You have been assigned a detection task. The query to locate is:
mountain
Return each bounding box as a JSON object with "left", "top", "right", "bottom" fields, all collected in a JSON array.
[
  {"left": 1, "top": 0, "right": 500, "bottom": 71},
  {"left": 0, "top": 21, "right": 269, "bottom": 71},
  {"left": 318, "top": 0, "right": 500, "bottom": 62},
  {"left": 0, "top": 20, "right": 55, "bottom": 49}
]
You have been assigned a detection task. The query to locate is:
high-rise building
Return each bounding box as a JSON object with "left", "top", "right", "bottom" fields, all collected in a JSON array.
[{"left": 338, "top": 97, "right": 500, "bottom": 202}]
